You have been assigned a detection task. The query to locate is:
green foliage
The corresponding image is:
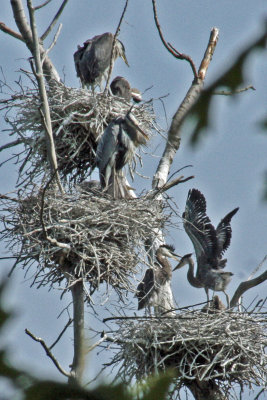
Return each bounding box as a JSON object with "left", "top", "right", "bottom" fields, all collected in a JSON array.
[{"left": 188, "top": 24, "right": 267, "bottom": 145}]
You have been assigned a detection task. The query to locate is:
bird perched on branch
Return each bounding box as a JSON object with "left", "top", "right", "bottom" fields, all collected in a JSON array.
[
  {"left": 137, "top": 244, "right": 180, "bottom": 316},
  {"left": 74, "top": 32, "right": 129, "bottom": 91},
  {"left": 110, "top": 76, "right": 142, "bottom": 103},
  {"left": 95, "top": 111, "right": 148, "bottom": 199},
  {"left": 173, "top": 189, "right": 239, "bottom": 308}
]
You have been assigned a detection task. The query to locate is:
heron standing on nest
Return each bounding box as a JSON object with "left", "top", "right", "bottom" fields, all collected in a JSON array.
[
  {"left": 110, "top": 76, "right": 142, "bottom": 103},
  {"left": 173, "top": 189, "right": 238, "bottom": 308},
  {"left": 74, "top": 32, "right": 129, "bottom": 91},
  {"left": 95, "top": 111, "right": 148, "bottom": 199},
  {"left": 136, "top": 244, "right": 180, "bottom": 316}
]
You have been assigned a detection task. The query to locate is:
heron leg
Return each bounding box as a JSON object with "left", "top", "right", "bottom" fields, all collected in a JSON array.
[
  {"left": 205, "top": 287, "right": 210, "bottom": 307},
  {"left": 223, "top": 290, "right": 230, "bottom": 309}
]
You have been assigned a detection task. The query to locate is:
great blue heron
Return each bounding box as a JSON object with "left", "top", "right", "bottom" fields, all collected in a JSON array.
[
  {"left": 110, "top": 76, "right": 142, "bottom": 102},
  {"left": 173, "top": 189, "right": 239, "bottom": 308},
  {"left": 136, "top": 244, "right": 180, "bottom": 316},
  {"left": 74, "top": 32, "right": 129, "bottom": 91},
  {"left": 95, "top": 111, "right": 148, "bottom": 198}
]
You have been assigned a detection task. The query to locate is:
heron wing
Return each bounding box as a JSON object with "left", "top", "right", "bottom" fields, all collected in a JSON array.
[
  {"left": 136, "top": 268, "right": 154, "bottom": 310},
  {"left": 183, "top": 189, "right": 217, "bottom": 265},
  {"left": 80, "top": 33, "right": 113, "bottom": 83},
  {"left": 216, "top": 207, "right": 239, "bottom": 257}
]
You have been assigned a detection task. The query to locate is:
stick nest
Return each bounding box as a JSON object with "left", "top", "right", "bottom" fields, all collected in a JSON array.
[
  {"left": 1, "top": 185, "right": 170, "bottom": 298},
  {"left": 1, "top": 79, "right": 155, "bottom": 187},
  {"left": 108, "top": 310, "right": 266, "bottom": 394}
]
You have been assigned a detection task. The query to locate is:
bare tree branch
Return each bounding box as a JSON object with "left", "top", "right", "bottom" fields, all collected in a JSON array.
[
  {"left": 27, "top": 0, "right": 63, "bottom": 192},
  {"left": 153, "top": 27, "right": 219, "bottom": 189},
  {"left": 10, "top": 0, "right": 60, "bottom": 81},
  {"left": 40, "top": 0, "right": 69, "bottom": 41},
  {"left": 49, "top": 318, "right": 73, "bottom": 350},
  {"left": 25, "top": 328, "right": 71, "bottom": 378},
  {"left": 34, "top": 0, "right": 52, "bottom": 11},
  {"left": 0, "top": 21, "right": 24, "bottom": 41},
  {"left": 104, "top": 0, "right": 129, "bottom": 93},
  {"left": 152, "top": 0, "right": 198, "bottom": 79},
  {"left": 230, "top": 269, "right": 267, "bottom": 308}
]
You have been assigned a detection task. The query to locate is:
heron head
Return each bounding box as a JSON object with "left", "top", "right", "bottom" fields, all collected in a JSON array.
[
  {"left": 124, "top": 112, "right": 149, "bottom": 145},
  {"left": 157, "top": 244, "right": 180, "bottom": 260},
  {"left": 173, "top": 253, "right": 193, "bottom": 271},
  {"left": 115, "top": 39, "right": 129, "bottom": 66}
]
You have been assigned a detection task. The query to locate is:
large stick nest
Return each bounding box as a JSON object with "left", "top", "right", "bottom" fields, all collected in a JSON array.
[
  {"left": 1, "top": 185, "right": 171, "bottom": 298},
  {"left": 1, "top": 77, "right": 155, "bottom": 187},
  {"left": 107, "top": 310, "right": 266, "bottom": 395}
]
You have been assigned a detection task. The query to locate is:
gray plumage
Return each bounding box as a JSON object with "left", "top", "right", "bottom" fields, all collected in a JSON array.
[
  {"left": 74, "top": 32, "right": 129, "bottom": 90},
  {"left": 95, "top": 112, "right": 148, "bottom": 198},
  {"left": 174, "top": 189, "right": 239, "bottom": 308},
  {"left": 110, "top": 76, "right": 142, "bottom": 102},
  {"left": 137, "top": 245, "right": 180, "bottom": 316}
]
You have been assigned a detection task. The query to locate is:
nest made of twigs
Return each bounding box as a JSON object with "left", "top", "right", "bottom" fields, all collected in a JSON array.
[
  {"left": 1, "top": 78, "right": 155, "bottom": 187},
  {"left": 107, "top": 310, "right": 266, "bottom": 393},
  {"left": 1, "top": 184, "right": 172, "bottom": 298}
]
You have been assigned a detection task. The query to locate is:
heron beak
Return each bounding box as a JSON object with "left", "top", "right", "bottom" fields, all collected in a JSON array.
[
  {"left": 173, "top": 260, "right": 184, "bottom": 271},
  {"left": 170, "top": 253, "right": 181, "bottom": 261},
  {"left": 121, "top": 52, "right": 129, "bottom": 67}
]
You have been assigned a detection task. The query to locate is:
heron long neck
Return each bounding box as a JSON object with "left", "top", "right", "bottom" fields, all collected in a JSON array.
[
  {"left": 155, "top": 254, "right": 172, "bottom": 278},
  {"left": 186, "top": 258, "right": 203, "bottom": 288}
]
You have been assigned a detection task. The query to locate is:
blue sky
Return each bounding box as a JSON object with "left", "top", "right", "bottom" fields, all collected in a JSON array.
[{"left": 0, "top": 1, "right": 266, "bottom": 398}]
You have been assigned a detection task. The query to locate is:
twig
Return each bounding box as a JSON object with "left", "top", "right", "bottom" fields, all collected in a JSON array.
[
  {"left": 27, "top": 0, "right": 64, "bottom": 193},
  {"left": 104, "top": 0, "right": 129, "bottom": 94},
  {"left": 152, "top": 0, "right": 198, "bottom": 79},
  {"left": 0, "top": 139, "right": 24, "bottom": 152},
  {"left": 247, "top": 255, "right": 267, "bottom": 281},
  {"left": 214, "top": 85, "right": 256, "bottom": 95},
  {"left": 40, "top": 0, "right": 69, "bottom": 41},
  {"left": 45, "top": 23, "right": 62, "bottom": 55},
  {"left": 198, "top": 27, "right": 219, "bottom": 80},
  {"left": 86, "top": 334, "right": 108, "bottom": 354},
  {"left": 34, "top": 0, "right": 52, "bottom": 11},
  {"left": 0, "top": 194, "right": 20, "bottom": 202},
  {"left": 49, "top": 318, "right": 73, "bottom": 350},
  {"left": 25, "top": 328, "right": 71, "bottom": 378}
]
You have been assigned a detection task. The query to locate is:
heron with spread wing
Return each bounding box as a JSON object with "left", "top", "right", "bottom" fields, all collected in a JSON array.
[{"left": 174, "top": 189, "right": 238, "bottom": 308}]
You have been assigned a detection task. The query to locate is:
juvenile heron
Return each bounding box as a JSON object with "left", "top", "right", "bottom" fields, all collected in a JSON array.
[
  {"left": 95, "top": 112, "right": 148, "bottom": 198},
  {"left": 110, "top": 76, "right": 142, "bottom": 103},
  {"left": 136, "top": 245, "right": 180, "bottom": 316},
  {"left": 173, "top": 189, "right": 239, "bottom": 308},
  {"left": 74, "top": 32, "right": 129, "bottom": 91}
]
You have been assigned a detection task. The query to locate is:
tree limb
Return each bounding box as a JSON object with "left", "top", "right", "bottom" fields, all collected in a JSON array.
[
  {"left": 10, "top": 0, "right": 60, "bottom": 82},
  {"left": 40, "top": 0, "right": 69, "bottom": 41},
  {"left": 153, "top": 27, "right": 219, "bottom": 189},
  {"left": 152, "top": 0, "right": 198, "bottom": 79},
  {"left": 27, "top": 0, "right": 63, "bottom": 192},
  {"left": 230, "top": 269, "right": 267, "bottom": 308},
  {"left": 25, "top": 328, "right": 71, "bottom": 378},
  {"left": 0, "top": 21, "right": 24, "bottom": 41},
  {"left": 69, "top": 280, "right": 85, "bottom": 385}
]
